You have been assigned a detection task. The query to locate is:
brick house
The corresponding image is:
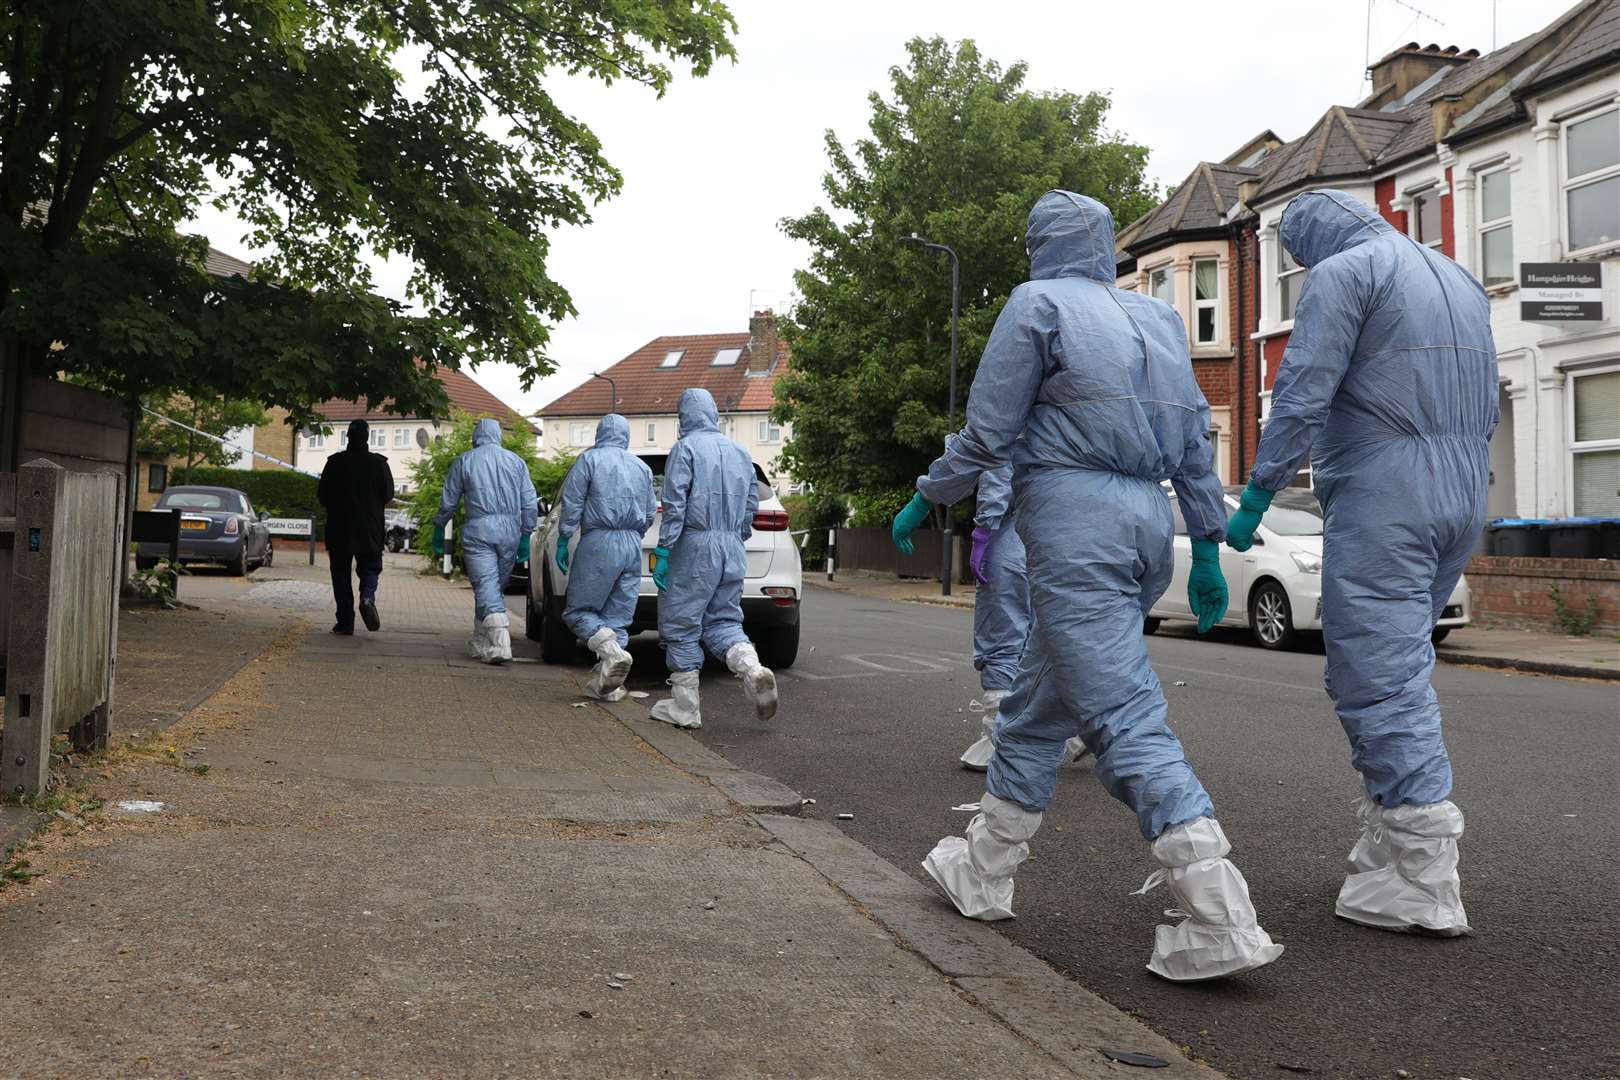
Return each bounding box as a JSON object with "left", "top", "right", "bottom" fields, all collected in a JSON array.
[{"left": 537, "top": 311, "right": 793, "bottom": 491}]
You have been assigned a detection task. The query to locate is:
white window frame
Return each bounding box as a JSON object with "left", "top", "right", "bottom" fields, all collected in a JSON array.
[
  {"left": 1567, "top": 364, "right": 1620, "bottom": 516},
  {"left": 1408, "top": 182, "right": 1444, "bottom": 249},
  {"left": 369, "top": 426, "right": 387, "bottom": 449},
  {"left": 758, "top": 418, "right": 782, "bottom": 443},
  {"left": 711, "top": 347, "right": 742, "bottom": 367},
  {"left": 569, "top": 421, "right": 591, "bottom": 446},
  {"left": 1191, "top": 256, "right": 1221, "bottom": 347},
  {"left": 659, "top": 350, "right": 684, "bottom": 369},
  {"left": 1560, "top": 104, "right": 1620, "bottom": 258},
  {"left": 304, "top": 429, "right": 325, "bottom": 450},
  {"left": 1147, "top": 263, "right": 1174, "bottom": 306},
  {"left": 337, "top": 428, "right": 349, "bottom": 449},
  {"left": 1277, "top": 239, "right": 1306, "bottom": 325},
  {"left": 393, "top": 426, "right": 409, "bottom": 448},
  {"left": 645, "top": 421, "right": 657, "bottom": 444},
  {"left": 1475, "top": 163, "right": 1514, "bottom": 288}
]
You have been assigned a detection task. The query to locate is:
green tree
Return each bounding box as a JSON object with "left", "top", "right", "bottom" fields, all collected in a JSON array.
[
  {"left": 138, "top": 393, "right": 269, "bottom": 476},
  {"left": 773, "top": 37, "right": 1156, "bottom": 502},
  {"left": 407, "top": 413, "right": 560, "bottom": 570},
  {"left": 0, "top": 1, "right": 736, "bottom": 429}
]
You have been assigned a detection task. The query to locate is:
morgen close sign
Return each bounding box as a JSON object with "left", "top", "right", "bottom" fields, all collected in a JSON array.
[{"left": 1520, "top": 262, "right": 1603, "bottom": 321}]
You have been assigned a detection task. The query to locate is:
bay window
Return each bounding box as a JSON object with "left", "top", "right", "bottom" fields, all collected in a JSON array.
[
  {"left": 1411, "top": 186, "right": 1443, "bottom": 248},
  {"left": 1478, "top": 168, "right": 1513, "bottom": 286},
  {"left": 1564, "top": 107, "right": 1619, "bottom": 254},
  {"left": 1193, "top": 258, "right": 1220, "bottom": 345},
  {"left": 1278, "top": 243, "right": 1306, "bottom": 322},
  {"left": 1148, "top": 265, "right": 1173, "bottom": 305},
  {"left": 1570, "top": 368, "right": 1620, "bottom": 516}
]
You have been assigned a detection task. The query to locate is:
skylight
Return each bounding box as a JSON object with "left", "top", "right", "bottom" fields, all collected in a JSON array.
[
  {"left": 659, "top": 350, "right": 684, "bottom": 368},
  {"left": 711, "top": 347, "right": 742, "bottom": 367}
]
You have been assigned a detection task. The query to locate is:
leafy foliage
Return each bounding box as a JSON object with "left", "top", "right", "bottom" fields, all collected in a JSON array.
[
  {"left": 847, "top": 488, "right": 916, "bottom": 529},
  {"left": 180, "top": 464, "right": 326, "bottom": 536},
  {"left": 0, "top": 0, "right": 736, "bottom": 423},
  {"left": 773, "top": 37, "right": 1157, "bottom": 498},
  {"left": 782, "top": 491, "right": 847, "bottom": 561},
  {"left": 407, "top": 414, "right": 548, "bottom": 569},
  {"left": 138, "top": 394, "right": 269, "bottom": 469}
]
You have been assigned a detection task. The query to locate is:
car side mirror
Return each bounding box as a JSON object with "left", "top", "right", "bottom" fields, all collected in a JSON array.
[{"left": 257, "top": 511, "right": 269, "bottom": 522}]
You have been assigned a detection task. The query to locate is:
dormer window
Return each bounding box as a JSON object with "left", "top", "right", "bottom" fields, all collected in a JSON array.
[
  {"left": 659, "top": 350, "right": 684, "bottom": 368},
  {"left": 711, "top": 347, "right": 742, "bottom": 367}
]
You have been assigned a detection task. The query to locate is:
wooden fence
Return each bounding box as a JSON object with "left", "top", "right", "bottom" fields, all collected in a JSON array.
[
  {"left": 0, "top": 459, "right": 122, "bottom": 794},
  {"left": 834, "top": 526, "right": 968, "bottom": 582}
]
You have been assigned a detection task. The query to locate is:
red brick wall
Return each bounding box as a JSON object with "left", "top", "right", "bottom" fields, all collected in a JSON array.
[
  {"left": 1374, "top": 176, "right": 1407, "bottom": 232},
  {"left": 1463, "top": 556, "right": 1620, "bottom": 634},
  {"left": 1440, "top": 166, "right": 1455, "bottom": 258},
  {"left": 1261, "top": 334, "right": 1288, "bottom": 391}
]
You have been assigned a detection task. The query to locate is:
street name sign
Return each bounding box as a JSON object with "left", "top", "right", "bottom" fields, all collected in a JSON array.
[
  {"left": 1520, "top": 262, "right": 1603, "bottom": 321},
  {"left": 264, "top": 517, "right": 313, "bottom": 537}
]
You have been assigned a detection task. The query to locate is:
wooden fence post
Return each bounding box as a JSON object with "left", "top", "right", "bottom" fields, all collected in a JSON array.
[{"left": 2, "top": 460, "right": 66, "bottom": 795}]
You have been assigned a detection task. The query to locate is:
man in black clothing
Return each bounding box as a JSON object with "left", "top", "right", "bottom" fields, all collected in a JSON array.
[{"left": 317, "top": 419, "right": 395, "bottom": 635}]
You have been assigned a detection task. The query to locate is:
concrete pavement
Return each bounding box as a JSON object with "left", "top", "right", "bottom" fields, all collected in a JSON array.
[{"left": 0, "top": 554, "right": 1223, "bottom": 1078}]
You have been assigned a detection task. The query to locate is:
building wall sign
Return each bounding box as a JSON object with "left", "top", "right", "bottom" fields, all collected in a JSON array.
[{"left": 1520, "top": 263, "right": 1603, "bottom": 321}]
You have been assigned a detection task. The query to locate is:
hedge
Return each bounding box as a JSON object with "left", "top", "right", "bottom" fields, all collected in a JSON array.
[{"left": 176, "top": 466, "right": 328, "bottom": 538}]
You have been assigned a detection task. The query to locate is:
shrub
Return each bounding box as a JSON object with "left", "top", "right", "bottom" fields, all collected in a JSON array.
[
  {"left": 783, "top": 491, "right": 847, "bottom": 562},
  {"left": 847, "top": 487, "right": 914, "bottom": 529}
]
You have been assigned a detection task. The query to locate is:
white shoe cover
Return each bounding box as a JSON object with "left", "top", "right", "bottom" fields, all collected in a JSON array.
[
  {"left": 1137, "top": 818, "right": 1284, "bottom": 982},
  {"left": 584, "top": 628, "right": 633, "bottom": 699},
  {"left": 921, "top": 792, "right": 1042, "bottom": 921},
  {"left": 473, "top": 612, "right": 511, "bottom": 664},
  {"left": 725, "top": 642, "right": 778, "bottom": 721},
  {"left": 1063, "top": 736, "right": 1091, "bottom": 765},
  {"left": 1346, "top": 795, "right": 1391, "bottom": 874},
  {"left": 959, "top": 691, "right": 1007, "bottom": 771},
  {"left": 1336, "top": 799, "right": 1470, "bottom": 936},
  {"left": 649, "top": 670, "right": 702, "bottom": 729}
]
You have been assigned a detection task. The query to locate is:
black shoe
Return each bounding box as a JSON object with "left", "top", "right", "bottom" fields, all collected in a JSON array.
[
  {"left": 359, "top": 599, "right": 381, "bottom": 632},
  {"left": 331, "top": 624, "right": 354, "bottom": 636}
]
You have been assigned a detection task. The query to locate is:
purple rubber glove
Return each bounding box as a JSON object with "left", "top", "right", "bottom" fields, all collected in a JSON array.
[{"left": 970, "top": 526, "right": 994, "bottom": 586}]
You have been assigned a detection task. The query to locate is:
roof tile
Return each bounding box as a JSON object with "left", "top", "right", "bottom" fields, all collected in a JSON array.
[{"left": 539, "top": 332, "right": 788, "bottom": 418}]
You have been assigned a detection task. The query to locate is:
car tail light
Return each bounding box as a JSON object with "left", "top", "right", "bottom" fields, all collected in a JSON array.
[
  {"left": 752, "top": 510, "right": 790, "bottom": 531},
  {"left": 224, "top": 517, "right": 239, "bottom": 535},
  {"left": 763, "top": 586, "right": 796, "bottom": 606}
]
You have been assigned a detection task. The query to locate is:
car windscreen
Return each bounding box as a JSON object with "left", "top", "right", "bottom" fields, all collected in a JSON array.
[
  {"left": 159, "top": 490, "right": 238, "bottom": 512},
  {"left": 639, "top": 454, "right": 773, "bottom": 503},
  {"left": 1260, "top": 490, "right": 1324, "bottom": 536}
]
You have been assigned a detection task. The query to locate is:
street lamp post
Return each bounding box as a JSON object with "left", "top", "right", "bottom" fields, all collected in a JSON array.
[
  {"left": 906, "top": 233, "right": 960, "bottom": 597},
  {"left": 591, "top": 372, "right": 618, "bottom": 411}
]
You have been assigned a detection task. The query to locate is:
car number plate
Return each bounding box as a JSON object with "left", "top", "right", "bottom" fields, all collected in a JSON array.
[
  {"left": 647, "top": 551, "right": 657, "bottom": 572},
  {"left": 181, "top": 519, "right": 209, "bottom": 530}
]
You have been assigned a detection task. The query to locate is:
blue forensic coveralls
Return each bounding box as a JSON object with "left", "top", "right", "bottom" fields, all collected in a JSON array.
[
  {"left": 434, "top": 418, "right": 539, "bottom": 620},
  {"left": 918, "top": 190, "right": 1228, "bottom": 840},
  {"left": 1250, "top": 189, "right": 1497, "bottom": 807},
  {"left": 972, "top": 463, "right": 1031, "bottom": 693},
  {"left": 657, "top": 388, "right": 759, "bottom": 673},
  {"left": 558, "top": 414, "right": 657, "bottom": 647}
]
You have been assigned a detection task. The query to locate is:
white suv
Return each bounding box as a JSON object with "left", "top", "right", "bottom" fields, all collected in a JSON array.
[
  {"left": 1148, "top": 485, "right": 1471, "bottom": 649},
  {"left": 526, "top": 454, "right": 803, "bottom": 668}
]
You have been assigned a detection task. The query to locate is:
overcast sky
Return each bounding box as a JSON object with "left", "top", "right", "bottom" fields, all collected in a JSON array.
[{"left": 188, "top": 0, "right": 1563, "bottom": 420}]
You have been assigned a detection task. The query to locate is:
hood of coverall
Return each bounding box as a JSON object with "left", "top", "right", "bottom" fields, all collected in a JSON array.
[
  {"left": 1280, "top": 189, "right": 1394, "bottom": 269},
  {"left": 1025, "top": 190, "right": 1118, "bottom": 284},
  {"left": 676, "top": 388, "right": 720, "bottom": 437},
  {"left": 472, "top": 417, "right": 503, "bottom": 447},
  {"left": 594, "top": 413, "right": 631, "bottom": 450}
]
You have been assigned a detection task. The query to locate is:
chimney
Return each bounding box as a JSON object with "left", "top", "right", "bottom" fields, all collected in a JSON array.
[
  {"left": 1366, "top": 42, "right": 1479, "bottom": 105},
  {"left": 748, "top": 310, "right": 777, "bottom": 374}
]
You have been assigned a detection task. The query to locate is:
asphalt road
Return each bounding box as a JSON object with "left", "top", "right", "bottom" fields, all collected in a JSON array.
[{"left": 619, "top": 584, "right": 1619, "bottom": 1080}]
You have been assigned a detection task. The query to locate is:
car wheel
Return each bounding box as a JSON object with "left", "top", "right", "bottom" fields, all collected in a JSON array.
[
  {"left": 538, "top": 570, "right": 575, "bottom": 664},
  {"left": 1430, "top": 626, "right": 1452, "bottom": 645},
  {"left": 230, "top": 543, "right": 249, "bottom": 577},
  {"left": 1143, "top": 617, "right": 1161, "bottom": 635},
  {"left": 753, "top": 619, "right": 800, "bottom": 670},
  {"left": 1248, "top": 580, "right": 1296, "bottom": 650}
]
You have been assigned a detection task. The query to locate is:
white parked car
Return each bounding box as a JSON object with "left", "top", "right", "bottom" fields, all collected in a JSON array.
[
  {"left": 526, "top": 453, "right": 803, "bottom": 668},
  {"left": 1147, "top": 485, "right": 1471, "bottom": 650}
]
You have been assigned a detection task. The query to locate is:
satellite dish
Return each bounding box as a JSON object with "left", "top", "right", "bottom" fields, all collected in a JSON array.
[{"left": 415, "top": 427, "right": 430, "bottom": 448}]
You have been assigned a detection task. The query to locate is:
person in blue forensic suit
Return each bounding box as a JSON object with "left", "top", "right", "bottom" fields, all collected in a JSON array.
[
  {"left": 647, "top": 388, "right": 777, "bottom": 728},
  {"left": 1226, "top": 189, "right": 1496, "bottom": 936},
  {"left": 555, "top": 414, "right": 657, "bottom": 700},
  {"left": 434, "top": 418, "right": 538, "bottom": 664},
  {"left": 894, "top": 190, "right": 1281, "bottom": 982}
]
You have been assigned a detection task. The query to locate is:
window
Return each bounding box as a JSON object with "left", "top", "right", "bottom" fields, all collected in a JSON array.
[
  {"left": 645, "top": 421, "right": 658, "bottom": 444},
  {"left": 1570, "top": 369, "right": 1620, "bottom": 515},
  {"left": 1564, "top": 108, "right": 1619, "bottom": 253},
  {"left": 569, "top": 421, "right": 592, "bottom": 445},
  {"left": 146, "top": 463, "right": 167, "bottom": 493},
  {"left": 1411, "top": 187, "right": 1443, "bottom": 247},
  {"left": 1278, "top": 243, "right": 1307, "bottom": 322},
  {"left": 337, "top": 428, "right": 348, "bottom": 448},
  {"left": 1478, "top": 168, "right": 1513, "bottom": 287},
  {"left": 711, "top": 347, "right": 742, "bottom": 367},
  {"left": 758, "top": 419, "right": 782, "bottom": 443},
  {"left": 1192, "top": 258, "right": 1220, "bottom": 345},
  {"left": 1148, "top": 265, "right": 1173, "bottom": 305},
  {"left": 370, "top": 427, "right": 387, "bottom": 449},
  {"left": 659, "top": 349, "right": 684, "bottom": 368},
  {"left": 393, "top": 426, "right": 409, "bottom": 448},
  {"left": 304, "top": 429, "right": 325, "bottom": 450}
]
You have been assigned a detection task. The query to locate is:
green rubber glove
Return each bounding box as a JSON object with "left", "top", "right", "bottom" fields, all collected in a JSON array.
[
  {"left": 1224, "top": 481, "right": 1275, "bottom": 552},
  {"left": 518, "top": 533, "right": 531, "bottom": 565},
  {"left": 891, "top": 492, "right": 934, "bottom": 555},
  {"left": 652, "top": 546, "right": 670, "bottom": 591},
  {"left": 1188, "top": 538, "right": 1229, "bottom": 634},
  {"left": 555, "top": 533, "right": 569, "bottom": 574},
  {"left": 431, "top": 523, "right": 445, "bottom": 558}
]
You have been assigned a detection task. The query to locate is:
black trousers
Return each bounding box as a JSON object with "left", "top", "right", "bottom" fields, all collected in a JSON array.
[{"left": 328, "top": 548, "right": 383, "bottom": 629}]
